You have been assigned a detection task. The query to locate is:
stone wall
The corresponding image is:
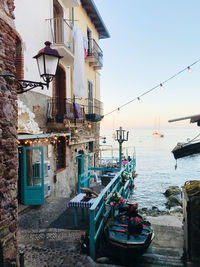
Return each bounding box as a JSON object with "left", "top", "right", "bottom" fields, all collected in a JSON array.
[{"left": 0, "top": 0, "right": 19, "bottom": 265}]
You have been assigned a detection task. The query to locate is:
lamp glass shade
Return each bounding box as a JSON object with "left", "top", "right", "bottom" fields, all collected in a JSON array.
[{"left": 36, "top": 54, "right": 59, "bottom": 77}]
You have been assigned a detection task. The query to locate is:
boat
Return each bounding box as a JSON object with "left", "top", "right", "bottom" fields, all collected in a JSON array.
[
  {"left": 172, "top": 141, "right": 200, "bottom": 159},
  {"left": 152, "top": 132, "right": 164, "bottom": 138},
  {"left": 105, "top": 189, "right": 154, "bottom": 259},
  {"left": 152, "top": 118, "right": 164, "bottom": 137}
]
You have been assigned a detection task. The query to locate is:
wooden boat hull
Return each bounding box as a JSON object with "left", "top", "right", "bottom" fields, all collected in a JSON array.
[
  {"left": 105, "top": 214, "right": 154, "bottom": 257},
  {"left": 172, "top": 142, "right": 200, "bottom": 159}
]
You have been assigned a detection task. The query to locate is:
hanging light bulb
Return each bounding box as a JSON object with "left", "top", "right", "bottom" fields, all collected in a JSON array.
[
  {"left": 160, "top": 83, "right": 164, "bottom": 89},
  {"left": 187, "top": 66, "right": 192, "bottom": 73},
  {"left": 88, "top": 123, "right": 92, "bottom": 129},
  {"left": 74, "top": 128, "right": 78, "bottom": 134}
]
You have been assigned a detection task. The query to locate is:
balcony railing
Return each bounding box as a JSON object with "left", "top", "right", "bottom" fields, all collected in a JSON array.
[
  {"left": 48, "top": 18, "right": 74, "bottom": 54},
  {"left": 47, "top": 98, "right": 104, "bottom": 124},
  {"left": 84, "top": 98, "right": 104, "bottom": 122},
  {"left": 46, "top": 98, "right": 85, "bottom": 123},
  {"left": 87, "top": 39, "right": 103, "bottom": 69}
]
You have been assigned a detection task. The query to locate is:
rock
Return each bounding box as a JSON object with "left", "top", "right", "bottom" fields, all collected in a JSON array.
[
  {"left": 166, "top": 195, "right": 181, "bottom": 209},
  {"left": 152, "top": 206, "right": 160, "bottom": 211},
  {"left": 164, "top": 186, "right": 181, "bottom": 197},
  {"left": 170, "top": 206, "right": 183, "bottom": 214},
  {"left": 96, "top": 257, "right": 110, "bottom": 264}
]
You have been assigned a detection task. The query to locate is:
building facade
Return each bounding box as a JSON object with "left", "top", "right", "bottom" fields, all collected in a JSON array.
[
  {"left": 0, "top": 0, "right": 19, "bottom": 265},
  {"left": 14, "top": 0, "right": 109, "bottom": 204}
]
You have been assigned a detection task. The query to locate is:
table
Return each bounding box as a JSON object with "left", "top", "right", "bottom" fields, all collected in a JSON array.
[{"left": 67, "top": 193, "right": 96, "bottom": 227}]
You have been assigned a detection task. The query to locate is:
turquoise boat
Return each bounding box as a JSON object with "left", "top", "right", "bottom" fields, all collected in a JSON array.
[{"left": 104, "top": 191, "right": 154, "bottom": 260}]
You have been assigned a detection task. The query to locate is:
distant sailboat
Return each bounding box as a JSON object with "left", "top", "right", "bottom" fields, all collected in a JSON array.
[{"left": 152, "top": 118, "right": 164, "bottom": 138}]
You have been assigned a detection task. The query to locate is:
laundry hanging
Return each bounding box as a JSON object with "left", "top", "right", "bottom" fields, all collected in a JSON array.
[{"left": 73, "top": 25, "right": 85, "bottom": 98}]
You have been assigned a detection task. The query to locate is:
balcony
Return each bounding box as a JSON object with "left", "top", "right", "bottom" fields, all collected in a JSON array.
[
  {"left": 59, "top": 0, "right": 81, "bottom": 9},
  {"left": 87, "top": 39, "right": 103, "bottom": 70},
  {"left": 47, "top": 18, "right": 74, "bottom": 66},
  {"left": 85, "top": 98, "right": 104, "bottom": 122},
  {"left": 46, "top": 98, "right": 85, "bottom": 130}
]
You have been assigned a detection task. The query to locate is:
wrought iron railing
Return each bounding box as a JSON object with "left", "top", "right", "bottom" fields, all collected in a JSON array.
[
  {"left": 46, "top": 98, "right": 85, "bottom": 123},
  {"left": 88, "top": 38, "right": 103, "bottom": 66},
  {"left": 47, "top": 18, "right": 73, "bottom": 54},
  {"left": 84, "top": 98, "right": 103, "bottom": 116}
]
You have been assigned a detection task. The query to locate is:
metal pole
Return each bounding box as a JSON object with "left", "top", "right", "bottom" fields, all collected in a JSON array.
[{"left": 119, "top": 143, "right": 122, "bottom": 169}]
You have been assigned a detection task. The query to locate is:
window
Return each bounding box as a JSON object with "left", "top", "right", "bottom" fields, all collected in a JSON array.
[
  {"left": 87, "top": 27, "right": 92, "bottom": 55},
  {"left": 56, "top": 137, "right": 66, "bottom": 170},
  {"left": 89, "top": 141, "right": 94, "bottom": 152},
  {"left": 88, "top": 81, "right": 93, "bottom": 114}
]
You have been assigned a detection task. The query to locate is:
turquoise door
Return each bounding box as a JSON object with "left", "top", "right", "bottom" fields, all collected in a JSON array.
[{"left": 21, "top": 147, "right": 44, "bottom": 205}]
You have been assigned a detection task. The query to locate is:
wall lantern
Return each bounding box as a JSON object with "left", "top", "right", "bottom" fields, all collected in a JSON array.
[{"left": 0, "top": 41, "right": 62, "bottom": 94}]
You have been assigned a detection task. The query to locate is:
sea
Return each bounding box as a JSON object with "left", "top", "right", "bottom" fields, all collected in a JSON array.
[{"left": 100, "top": 128, "right": 200, "bottom": 211}]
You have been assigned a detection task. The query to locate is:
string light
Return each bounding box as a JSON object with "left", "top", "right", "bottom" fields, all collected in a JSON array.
[
  {"left": 160, "top": 83, "right": 164, "bottom": 89},
  {"left": 88, "top": 123, "right": 92, "bottom": 129},
  {"left": 74, "top": 128, "right": 78, "bottom": 134},
  {"left": 17, "top": 134, "right": 68, "bottom": 146},
  {"left": 104, "top": 58, "right": 200, "bottom": 117}
]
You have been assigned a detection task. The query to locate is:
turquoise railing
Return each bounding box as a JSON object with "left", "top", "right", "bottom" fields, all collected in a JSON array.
[
  {"left": 89, "top": 153, "right": 136, "bottom": 260},
  {"left": 76, "top": 152, "right": 136, "bottom": 260},
  {"left": 89, "top": 170, "right": 123, "bottom": 260}
]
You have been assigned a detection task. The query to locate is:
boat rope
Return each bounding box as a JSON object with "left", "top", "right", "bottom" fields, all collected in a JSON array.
[
  {"left": 186, "top": 132, "right": 200, "bottom": 144},
  {"left": 104, "top": 58, "right": 200, "bottom": 117}
]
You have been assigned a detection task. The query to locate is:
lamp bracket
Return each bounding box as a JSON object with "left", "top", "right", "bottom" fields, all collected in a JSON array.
[{"left": 16, "top": 80, "right": 48, "bottom": 94}]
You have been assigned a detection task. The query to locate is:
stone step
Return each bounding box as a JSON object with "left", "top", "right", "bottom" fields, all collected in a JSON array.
[
  {"left": 138, "top": 249, "right": 184, "bottom": 267},
  {"left": 145, "top": 246, "right": 183, "bottom": 258}
]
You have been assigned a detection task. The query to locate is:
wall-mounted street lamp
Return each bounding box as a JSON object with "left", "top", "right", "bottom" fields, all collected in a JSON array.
[
  {"left": 116, "top": 126, "right": 129, "bottom": 169},
  {"left": 0, "top": 41, "right": 62, "bottom": 94}
]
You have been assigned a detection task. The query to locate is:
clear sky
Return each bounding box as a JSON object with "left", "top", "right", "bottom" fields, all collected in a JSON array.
[{"left": 94, "top": 0, "right": 200, "bottom": 130}]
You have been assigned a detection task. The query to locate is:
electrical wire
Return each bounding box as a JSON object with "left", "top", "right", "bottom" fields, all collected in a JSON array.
[{"left": 104, "top": 58, "right": 200, "bottom": 117}]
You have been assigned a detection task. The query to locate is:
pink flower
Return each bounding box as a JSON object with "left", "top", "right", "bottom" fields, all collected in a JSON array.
[
  {"left": 122, "top": 217, "right": 125, "bottom": 221},
  {"left": 135, "top": 217, "right": 140, "bottom": 222},
  {"left": 110, "top": 202, "right": 114, "bottom": 206},
  {"left": 131, "top": 217, "right": 133, "bottom": 221},
  {"left": 143, "top": 224, "right": 147, "bottom": 229},
  {"left": 116, "top": 203, "right": 119, "bottom": 207}
]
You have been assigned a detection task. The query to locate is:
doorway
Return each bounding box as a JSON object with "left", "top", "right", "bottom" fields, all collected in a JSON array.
[{"left": 54, "top": 65, "right": 66, "bottom": 120}]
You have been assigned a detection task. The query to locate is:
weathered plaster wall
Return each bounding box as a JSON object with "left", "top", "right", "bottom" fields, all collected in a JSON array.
[{"left": 0, "top": 0, "right": 19, "bottom": 265}]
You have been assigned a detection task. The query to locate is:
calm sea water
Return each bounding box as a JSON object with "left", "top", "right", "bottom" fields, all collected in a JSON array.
[{"left": 100, "top": 128, "right": 200, "bottom": 211}]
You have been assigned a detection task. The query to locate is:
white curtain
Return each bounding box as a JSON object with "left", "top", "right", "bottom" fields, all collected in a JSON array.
[{"left": 73, "top": 25, "right": 84, "bottom": 98}]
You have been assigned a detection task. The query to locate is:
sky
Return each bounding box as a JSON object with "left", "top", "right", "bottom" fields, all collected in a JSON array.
[{"left": 94, "top": 0, "right": 200, "bottom": 130}]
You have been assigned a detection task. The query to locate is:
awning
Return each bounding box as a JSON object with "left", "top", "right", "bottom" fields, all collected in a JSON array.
[{"left": 18, "top": 132, "right": 70, "bottom": 140}]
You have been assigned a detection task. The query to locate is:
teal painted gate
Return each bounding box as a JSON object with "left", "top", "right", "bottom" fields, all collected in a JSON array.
[{"left": 20, "top": 147, "right": 44, "bottom": 205}]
